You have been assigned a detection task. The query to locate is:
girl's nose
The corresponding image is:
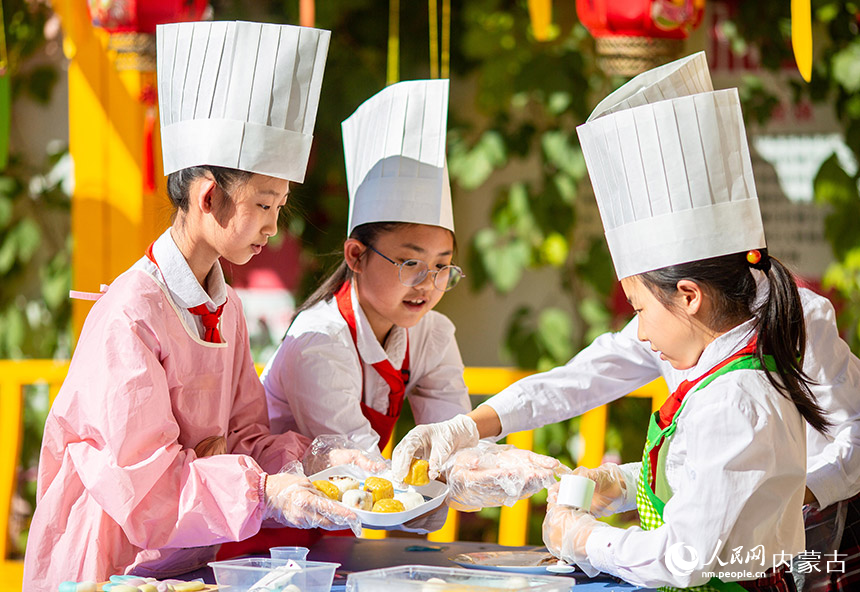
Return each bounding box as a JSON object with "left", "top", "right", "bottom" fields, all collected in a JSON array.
[{"left": 263, "top": 212, "right": 278, "bottom": 237}]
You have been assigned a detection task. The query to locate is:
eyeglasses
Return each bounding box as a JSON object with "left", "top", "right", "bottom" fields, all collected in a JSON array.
[{"left": 364, "top": 244, "right": 465, "bottom": 292}]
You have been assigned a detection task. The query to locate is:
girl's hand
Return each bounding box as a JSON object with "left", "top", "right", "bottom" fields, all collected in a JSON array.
[
  {"left": 392, "top": 415, "right": 480, "bottom": 481},
  {"left": 301, "top": 434, "right": 388, "bottom": 475},
  {"left": 573, "top": 463, "right": 628, "bottom": 517},
  {"left": 263, "top": 472, "right": 362, "bottom": 535},
  {"left": 444, "top": 442, "right": 570, "bottom": 511},
  {"left": 542, "top": 502, "right": 605, "bottom": 576}
]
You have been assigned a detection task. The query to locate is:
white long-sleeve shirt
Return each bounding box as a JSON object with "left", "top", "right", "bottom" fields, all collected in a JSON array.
[
  {"left": 262, "top": 285, "right": 471, "bottom": 451},
  {"left": 486, "top": 286, "right": 860, "bottom": 510},
  {"left": 581, "top": 321, "right": 807, "bottom": 588}
]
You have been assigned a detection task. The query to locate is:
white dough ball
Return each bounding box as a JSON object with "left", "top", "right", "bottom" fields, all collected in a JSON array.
[{"left": 341, "top": 489, "right": 373, "bottom": 510}]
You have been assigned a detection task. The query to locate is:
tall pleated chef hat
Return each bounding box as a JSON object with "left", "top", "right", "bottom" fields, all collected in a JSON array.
[
  {"left": 576, "top": 52, "right": 765, "bottom": 280},
  {"left": 342, "top": 79, "right": 454, "bottom": 235},
  {"left": 157, "top": 21, "right": 330, "bottom": 183}
]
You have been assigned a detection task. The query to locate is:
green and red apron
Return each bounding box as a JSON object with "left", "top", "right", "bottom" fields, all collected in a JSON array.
[{"left": 636, "top": 341, "right": 794, "bottom": 592}]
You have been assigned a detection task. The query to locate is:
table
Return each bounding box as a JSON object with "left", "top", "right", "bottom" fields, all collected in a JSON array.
[
  {"left": 307, "top": 537, "right": 655, "bottom": 591},
  {"left": 176, "top": 536, "right": 656, "bottom": 591}
]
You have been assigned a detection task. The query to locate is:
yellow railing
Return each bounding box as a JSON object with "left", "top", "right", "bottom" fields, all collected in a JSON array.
[
  {"left": 0, "top": 360, "right": 668, "bottom": 588},
  {"left": 0, "top": 360, "right": 70, "bottom": 592}
]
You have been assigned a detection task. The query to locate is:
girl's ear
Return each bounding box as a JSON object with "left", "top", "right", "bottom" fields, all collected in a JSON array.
[
  {"left": 344, "top": 239, "right": 366, "bottom": 274},
  {"left": 193, "top": 177, "right": 218, "bottom": 214},
  {"left": 675, "top": 279, "right": 704, "bottom": 317}
]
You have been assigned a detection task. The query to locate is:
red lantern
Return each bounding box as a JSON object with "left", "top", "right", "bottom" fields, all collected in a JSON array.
[
  {"left": 87, "top": 0, "right": 208, "bottom": 34},
  {"left": 577, "top": 0, "right": 705, "bottom": 76},
  {"left": 87, "top": 0, "right": 209, "bottom": 71}
]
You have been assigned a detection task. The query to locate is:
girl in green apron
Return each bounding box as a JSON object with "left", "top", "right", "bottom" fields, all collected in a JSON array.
[{"left": 541, "top": 68, "right": 830, "bottom": 591}]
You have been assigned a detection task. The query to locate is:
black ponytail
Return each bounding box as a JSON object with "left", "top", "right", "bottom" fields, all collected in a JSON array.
[{"left": 639, "top": 250, "right": 831, "bottom": 434}]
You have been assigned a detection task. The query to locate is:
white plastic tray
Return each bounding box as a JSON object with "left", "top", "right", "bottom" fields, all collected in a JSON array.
[{"left": 308, "top": 464, "right": 448, "bottom": 528}]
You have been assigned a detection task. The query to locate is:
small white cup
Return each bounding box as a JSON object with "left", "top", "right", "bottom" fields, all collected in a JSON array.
[
  {"left": 557, "top": 474, "right": 595, "bottom": 511},
  {"left": 270, "top": 545, "right": 310, "bottom": 561}
]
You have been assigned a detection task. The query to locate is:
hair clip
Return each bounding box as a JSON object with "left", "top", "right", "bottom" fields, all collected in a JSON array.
[{"left": 746, "top": 250, "right": 762, "bottom": 265}]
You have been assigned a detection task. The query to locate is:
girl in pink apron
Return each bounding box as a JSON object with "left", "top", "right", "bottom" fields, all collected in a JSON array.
[{"left": 23, "top": 21, "right": 362, "bottom": 591}]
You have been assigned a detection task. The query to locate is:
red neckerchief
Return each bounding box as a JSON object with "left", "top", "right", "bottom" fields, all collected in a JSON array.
[
  {"left": 145, "top": 241, "right": 225, "bottom": 344},
  {"left": 334, "top": 280, "right": 410, "bottom": 450},
  {"left": 649, "top": 337, "right": 758, "bottom": 488}
]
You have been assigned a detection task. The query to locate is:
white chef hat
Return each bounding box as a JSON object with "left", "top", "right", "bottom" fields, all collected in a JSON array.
[
  {"left": 577, "top": 54, "right": 764, "bottom": 280},
  {"left": 342, "top": 79, "right": 453, "bottom": 235},
  {"left": 157, "top": 21, "right": 330, "bottom": 183}
]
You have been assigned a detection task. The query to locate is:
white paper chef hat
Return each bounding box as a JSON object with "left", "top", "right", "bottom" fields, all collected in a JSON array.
[
  {"left": 157, "top": 21, "right": 330, "bottom": 183},
  {"left": 577, "top": 55, "right": 764, "bottom": 280},
  {"left": 342, "top": 79, "right": 453, "bottom": 235}
]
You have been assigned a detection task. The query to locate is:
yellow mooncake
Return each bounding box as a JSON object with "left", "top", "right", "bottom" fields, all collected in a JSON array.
[
  {"left": 313, "top": 479, "right": 341, "bottom": 500},
  {"left": 371, "top": 498, "right": 405, "bottom": 513},
  {"left": 403, "top": 458, "right": 430, "bottom": 486},
  {"left": 363, "top": 476, "right": 394, "bottom": 503}
]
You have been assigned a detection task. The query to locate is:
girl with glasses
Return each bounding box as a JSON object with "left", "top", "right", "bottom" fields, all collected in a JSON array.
[{"left": 261, "top": 80, "right": 472, "bottom": 463}]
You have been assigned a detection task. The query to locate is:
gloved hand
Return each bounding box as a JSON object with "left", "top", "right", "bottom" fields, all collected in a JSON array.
[
  {"left": 301, "top": 434, "right": 388, "bottom": 475},
  {"left": 445, "top": 442, "right": 571, "bottom": 511},
  {"left": 263, "top": 464, "right": 362, "bottom": 536},
  {"left": 390, "top": 502, "right": 450, "bottom": 534},
  {"left": 543, "top": 502, "right": 608, "bottom": 577},
  {"left": 193, "top": 435, "right": 227, "bottom": 458},
  {"left": 392, "top": 415, "right": 479, "bottom": 481},
  {"left": 571, "top": 463, "right": 629, "bottom": 517}
]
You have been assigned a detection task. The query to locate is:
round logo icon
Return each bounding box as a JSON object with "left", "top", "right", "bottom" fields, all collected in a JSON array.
[{"left": 666, "top": 542, "right": 699, "bottom": 576}]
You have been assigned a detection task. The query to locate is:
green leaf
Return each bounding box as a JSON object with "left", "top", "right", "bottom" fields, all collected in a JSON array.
[
  {"left": 813, "top": 153, "right": 860, "bottom": 259},
  {"left": 833, "top": 41, "right": 860, "bottom": 93},
  {"left": 0, "top": 232, "right": 17, "bottom": 274},
  {"left": 14, "top": 218, "right": 41, "bottom": 263},
  {"left": 537, "top": 307, "right": 574, "bottom": 364},
  {"left": 449, "top": 130, "right": 508, "bottom": 190},
  {"left": 0, "top": 195, "right": 12, "bottom": 228},
  {"left": 541, "top": 131, "right": 586, "bottom": 179},
  {"left": 539, "top": 232, "right": 568, "bottom": 267}
]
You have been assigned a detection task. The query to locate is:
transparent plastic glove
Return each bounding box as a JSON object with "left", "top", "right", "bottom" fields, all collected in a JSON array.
[
  {"left": 301, "top": 434, "right": 388, "bottom": 475},
  {"left": 445, "top": 442, "right": 571, "bottom": 511},
  {"left": 193, "top": 435, "right": 227, "bottom": 458},
  {"left": 571, "top": 463, "right": 628, "bottom": 517},
  {"left": 263, "top": 463, "right": 362, "bottom": 536},
  {"left": 543, "top": 502, "right": 607, "bottom": 577},
  {"left": 392, "top": 415, "right": 479, "bottom": 481}
]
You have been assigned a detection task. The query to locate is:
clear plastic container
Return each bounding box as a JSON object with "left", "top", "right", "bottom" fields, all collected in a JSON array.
[
  {"left": 209, "top": 558, "right": 340, "bottom": 592},
  {"left": 346, "top": 565, "right": 574, "bottom": 591},
  {"left": 270, "top": 546, "right": 311, "bottom": 561}
]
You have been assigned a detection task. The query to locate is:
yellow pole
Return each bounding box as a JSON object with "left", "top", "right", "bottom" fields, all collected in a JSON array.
[
  {"left": 428, "top": 0, "right": 439, "bottom": 79},
  {"left": 53, "top": 0, "right": 168, "bottom": 341},
  {"left": 387, "top": 0, "right": 400, "bottom": 85},
  {"left": 441, "top": 0, "right": 450, "bottom": 79}
]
